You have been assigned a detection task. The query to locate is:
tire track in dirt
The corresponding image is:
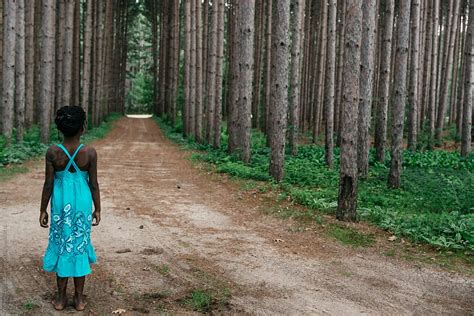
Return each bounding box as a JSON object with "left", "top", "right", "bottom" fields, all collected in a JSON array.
[{"left": 1, "top": 117, "right": 473, "bottom": 315}]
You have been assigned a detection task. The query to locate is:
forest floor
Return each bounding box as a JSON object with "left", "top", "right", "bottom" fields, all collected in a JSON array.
[{"left": 1, "top": 117, "right": 473, "bottom": 315}]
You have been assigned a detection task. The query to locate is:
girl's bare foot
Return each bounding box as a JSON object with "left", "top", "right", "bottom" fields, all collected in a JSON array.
[
  {"left": 73, "top": 294, "right": 86, "bottom": 311},
  {"left": 52, "top": 295, "right": 67, "bottom": 311}
]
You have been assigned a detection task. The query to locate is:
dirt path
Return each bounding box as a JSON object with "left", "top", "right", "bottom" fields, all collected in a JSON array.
[{"left": 1, "top": 117, "right": 473, "bottom": 315}]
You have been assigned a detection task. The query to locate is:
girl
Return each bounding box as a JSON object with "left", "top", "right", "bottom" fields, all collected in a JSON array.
[{"left": 39, "top": 106, "right": 101, "bottom": 311}]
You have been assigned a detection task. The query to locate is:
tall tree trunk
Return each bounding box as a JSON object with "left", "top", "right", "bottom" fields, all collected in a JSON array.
[
  {"left": 427, "top": 0, "right": 440, "bottom": 143},
  {"left": 374, "top": 0, "right": 395, "bottom": 162},
  {"left": 24, "top": 0, "right": 35, "bottom": 127},
  {"left": 195, "top": 0, "right": 203, "bottom": 142},
  {"left": 289, "top": 0, "right": 306, "bottom": 156},
  {"left": 436, "top": 0, "right": 461, "bottom": 141},
  {"left": 150, "top": 0, "right": 158, "bottom": 115},
  {"left": 15, "top": 0, "right": 26, "bottom": 142},
  {"left": 461, "top": 0, "right": 473, "bottom": 157},
  {"left": 228, "top": 0, "right": 255, "bottom": 163},
  {"left": 313, "top": 1, "right": 328, "bottom": 141},
  {"left": 213, "top": 0, "right": 225, "bottom": 148},
  {"left": 184, "top": 0, "right": 191, "bottom": 136},
  {"left": 324, "top": 0, "right": 336, "bottom": 167},
  {"left": 334, "top": 0, "right": 346, "bottom": 140},
  {"left": 421, "top": 0, "right": 433, "bottom": 133},
  {"left": 82, "top": 0, "right": 93, "bottom": 124},
  {"left": 170, "top": 0, "right": 180, "bottom": 125},
  {"left": 206, "top": 0, "right": 218, "bottom": 144},
  {"left": 251, "top": 0, "right": 264, "bottom": 129},
  {"left": 72, "top": 0, "right": 80, "bottom": 106},
  {"left": 39, "top": 0, "right": 56, "bottom": 143},
  {"left": 1, "top": 0, "right": 17, "bottom": 142},
  {"left": 456, "top": 12, "right": 467, "bottom": 138},
  {"left": 357, "top": 0, "right": 376, "bottom": 176},
  {"left": 337, "top": 1, "right": 362, "bottom": 221},
  {"left": 263, "top": 0, "right": 272, "bottom": 134},
  {"left": 62, "top": 0, "right": 75, "bottom": 106},
  {"left": 268, "top": 0, "right": 290, "bottom": 181},
  {"left": 55, "top": 1, "right": 65, "bottom": 114},
  {"left": 388, "top": 0, "right": 411, "bottom": 189},
  {"left": 408, "top": 0, "right": 421, "bottom": 150},
  {"left": 189, "top": 0, "right": 196, "bottom": 136}
]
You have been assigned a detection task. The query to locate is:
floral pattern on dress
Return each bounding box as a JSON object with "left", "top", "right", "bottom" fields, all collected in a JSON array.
[{"left": 49, "top": 203, "right": 92, "bottom": 256}]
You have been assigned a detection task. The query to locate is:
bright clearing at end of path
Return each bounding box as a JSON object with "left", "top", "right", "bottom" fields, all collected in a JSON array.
[{"left": 126, "top": 114, "right": 154, "bottom": 119}]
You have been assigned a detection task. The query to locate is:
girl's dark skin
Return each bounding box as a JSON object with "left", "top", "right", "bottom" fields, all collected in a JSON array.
[{"left": 39, "top": 125, "right": 101, "bottom": 311}]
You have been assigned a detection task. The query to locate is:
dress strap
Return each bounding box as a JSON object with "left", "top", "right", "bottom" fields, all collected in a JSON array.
[{"left": 57, "top": 144, "right": 84, "bottom": 172}]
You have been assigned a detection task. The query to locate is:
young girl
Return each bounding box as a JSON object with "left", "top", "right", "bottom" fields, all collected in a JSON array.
[{"left": 39, "top": 106, "right": 101, "bottom": 311}]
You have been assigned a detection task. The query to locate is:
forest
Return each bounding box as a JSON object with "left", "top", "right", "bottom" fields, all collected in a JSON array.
[{"left": 0, "top": 0, "right": 473, "bottom": 313}]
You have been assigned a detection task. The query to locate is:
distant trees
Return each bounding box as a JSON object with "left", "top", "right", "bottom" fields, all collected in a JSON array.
[{"left": 0, "top": 0, "right": 134, "bottom": 143}]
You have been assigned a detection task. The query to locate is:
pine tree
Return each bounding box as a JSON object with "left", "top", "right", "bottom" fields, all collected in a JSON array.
[
  {"left": 337, "top": 0, "right": 362, "bottom": 221},
  {"left": 289, "top": 0, "right": 306, "bottom": 156},
  {"left": 357, "top": 0, "right": 376, "bottom": 176},
  {"left": 374, "top": 0, "right": 395, "bottom": 162},
  {"left": 388, "top": 0, "right": 411, "bottom": 188},
  {"left": 1, "top": 0, "right": 17, "bottom": 142},
  {"left": 268, "top": 0, "right": 290, "bottom": 181},
  {"left": 324, "top": 0, "right": 336, "bottom": 167},
  {"left": 461, "top": 0, "right": 473, "bottom": 157},
  {"left": 39, "top": 0, "right": 56, "bottom": 143},
  {"left": 15, "top": 0, "right": 26, "bottom": 142}
]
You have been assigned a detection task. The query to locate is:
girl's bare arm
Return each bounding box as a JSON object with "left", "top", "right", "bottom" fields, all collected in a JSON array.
[{"left": 39, "top": 147, "right": 55, "bottom": 227}]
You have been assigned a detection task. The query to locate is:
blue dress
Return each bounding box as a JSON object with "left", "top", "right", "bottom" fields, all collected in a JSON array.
[{"left": 43, "top": 144, "right": 97, "bottom": 277}]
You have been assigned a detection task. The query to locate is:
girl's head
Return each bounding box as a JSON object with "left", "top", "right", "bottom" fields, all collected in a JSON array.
[{"left": 55, "top": 106, "right": 86, "bottom": 137}]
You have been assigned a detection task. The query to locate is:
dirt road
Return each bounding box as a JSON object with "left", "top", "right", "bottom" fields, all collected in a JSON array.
[{"left": 1, "top": 117, "right": 473, "bottom": 315}]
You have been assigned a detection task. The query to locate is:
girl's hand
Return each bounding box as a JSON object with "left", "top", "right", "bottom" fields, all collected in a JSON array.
[
  {"left": 39, "top": 211, "right": 49, "bottom": 228},
  {"left": 92, "top": 211, "right": 101, "bottom": 226}
]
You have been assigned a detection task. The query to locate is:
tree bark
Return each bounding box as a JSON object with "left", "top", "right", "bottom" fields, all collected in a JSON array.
[
  {"left": 39, "top": 0, "right": 56, "bottom": 143},
  {"left": 82, "top": 0, "right": 94, "bottom": 123},
  {"left": 62, "top": 0, "right": 75, "bottom": 106},
  {"left": 324, "top": 0, "right": 336, "bottom": 167},
  {"left": 213, "top": 0, "right": 225, "bottom": 148},
  {"left": 289, "top": 0, "right": 306, "bottom": 156},
  {"left": 184, "top": 0, "right": 191, "bottom": 136},
  {"left": 388, "top": 0, "right": 411, "bottom": 189},
  {"left": 72, "top": 0, "right": 80, "bottom": 106},
  {"left": 461, "top": 0, "right": 473, "bottom": 157},
  {"left": 1, "top": 0, "right": 17, "bottom": 142},
  {"left": 374, "top": 0, "right": 395, "bottom": 162},
  {"left": 15, "top": 0, "right": 26, "bottom": 142},
  {"left": 268, "top": 0, "right": 290, "bottom": 181},
  {"left": 357, "top": 0, "right": 376, "bottom": 176},
  {"left": 408, "top": 0, "right": 421, "bottom": 150},
  {"left": 24, "top": 0, "right": 35, "bottom": 127},
  {"left": 337, "top": 0, "right": 362, "bottom": 221},
  {"left": 195, "top": 0, "right": 203, "bottom": 142},
  {"left": 427, "top": 0, "right": 440, "bottom": 143},
  {"left": 436, "top": 0, "right": 461, "bottom": 141},
  {"left": 206, "top": 0, "right": 218, "bottom": 144}
]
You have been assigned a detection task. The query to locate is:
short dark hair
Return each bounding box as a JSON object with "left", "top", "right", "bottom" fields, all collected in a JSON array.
[{"left": 55, "top": 106, "right": 86, "bottom": 137}]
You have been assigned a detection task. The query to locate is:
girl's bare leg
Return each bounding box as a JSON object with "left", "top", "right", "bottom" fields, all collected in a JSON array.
[
  {"left": 73, "top": 276, "right": 86, "bottom": 311},
  {"left": 52, "top": 276, "right": 68, "bottom": 310}
]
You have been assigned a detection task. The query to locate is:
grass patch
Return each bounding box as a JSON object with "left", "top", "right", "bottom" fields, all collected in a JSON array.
[
  {"left": 156, "top": 264, "right": 170, "bottom": 276},
  {"left": 327, "top": 225, "right": 376, "bottom": 247},
  {"left": 0, "top": 113, "right": 121, "bottom": 181},
  {"left": 22, "top": 299, "right": 39, "bottom": 311},
  {"left": 182, "top": 288, "right": 231, "bottom": 313},
  {"left": 155, "top": 118, "right": 474, "bottom": 254}
]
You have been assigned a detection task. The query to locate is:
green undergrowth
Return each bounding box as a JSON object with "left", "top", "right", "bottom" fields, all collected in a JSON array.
[
  {"left": 155, "top": 118, "right": 474, "bottom": 254},
  {"left": 0, "top": 113, "right": 121, "bottom": 180}
]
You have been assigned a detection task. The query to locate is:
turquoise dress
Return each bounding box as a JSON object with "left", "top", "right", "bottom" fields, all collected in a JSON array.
[{"left": 43, "top": 144, "right": 97, "bottom": 277}]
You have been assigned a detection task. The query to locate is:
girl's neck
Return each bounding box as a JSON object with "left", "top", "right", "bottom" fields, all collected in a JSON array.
[{"left": 63, "top": 136, "right": 81, "bottom": 147}]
